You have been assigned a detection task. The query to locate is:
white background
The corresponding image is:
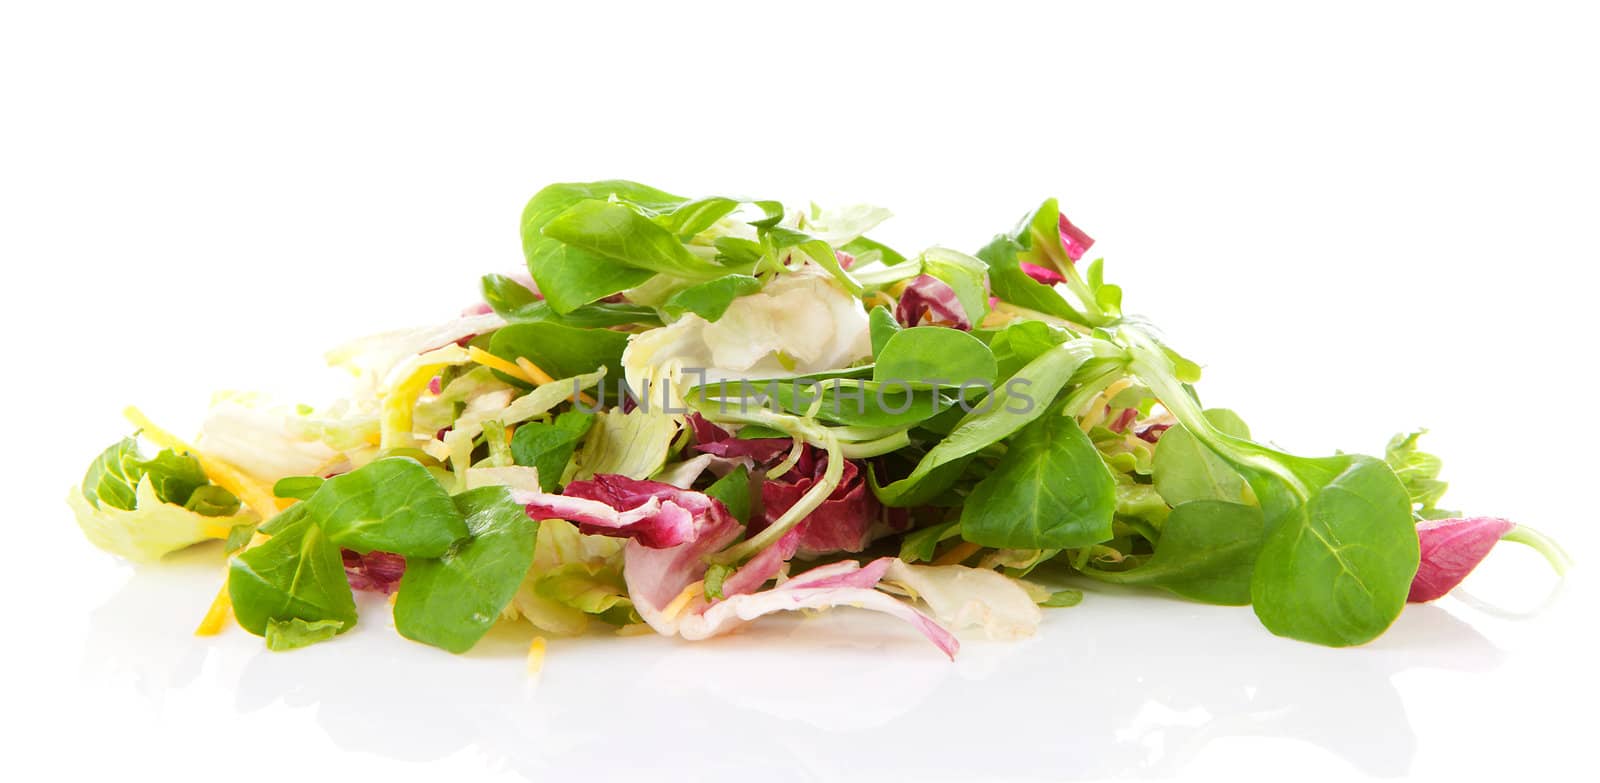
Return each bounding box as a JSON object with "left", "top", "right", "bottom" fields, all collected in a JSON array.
[{"left": 3, "top": 2, "right": 1596, "bottom": 780}]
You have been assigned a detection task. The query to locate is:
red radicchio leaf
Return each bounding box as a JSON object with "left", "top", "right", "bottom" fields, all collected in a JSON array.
[
  {"left": 1058, "top": 213, "right": 1095, "bottom": 262},
  {"left": 1107, "top": 408, "right": 1139, "bottom": 433},
  {"left": 343, "top": 549, "right": 406, "bottom": 595},
  {"left": 520, "top": 475, "right": 733, "bottom": 549},
  {"left": 895, "top": 274, "right": 971, "bottom": 331},
  {"left": 757, "top": 447, "right": 884, "bottom": 558},
  {"left": 688, "top": 413, "right": 792, "bottom": 463},
  {"left": 1019, "top": 261, "right": 1066, "bottom": 285},
  {"left": 1135, "top": 423, "right": 1172, "bottom": 443},
  {"left": 1408, "top": 517, "right": 1516, "bottom": 603},
  {"left": 720, "top": 528, "right": 802, "bottom": 597}
]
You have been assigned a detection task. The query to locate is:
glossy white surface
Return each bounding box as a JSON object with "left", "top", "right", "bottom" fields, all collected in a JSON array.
[
  {"left": 39, "top": 548, "right": 1591, "bottom": 781},
  {"left": 5, "top": 2, "right": 1597, "bottom": 780}
]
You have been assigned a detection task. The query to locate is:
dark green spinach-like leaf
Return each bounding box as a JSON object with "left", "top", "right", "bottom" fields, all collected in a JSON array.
[
  {"left": 713, "top": 236, "right": 764, "bottom": 266},
  {"left": 489, "top": 321, "right": 630, "bottom": 383},
  {"left": 1130, "top": 339, "right": 1419, "bottom": 646},
  {"left": 873, "top": 327, "right": 998, "bottom": 389},
  {"left": 841, "top": 235, "right": 908, "bottom": 266},
  {"left": 272, "top": 475, "right": 325, "bottom": 501},
  {"left": 873, "top": 339, "right": 1106, "bottom": 506},
  {"left": 258, "top": 502, "right": 308, "bottom": 535},
  {"left": 265, "top": 618, "right": 345, "bottom": 651},
  {"left": 480, "top": 274, "right": 661, "bottom": 328},
  {"left": 184, "top": 484, "right": 241, "bottom": 517},
  {"left": 228, "top": 516, "right": 357, "bottom": 637},
  {"left": 868, "top": 305, "right": 900, "bottom": 357},
  {"left": 135, "top": 449, "right": 210, "bottom": 507},
  {"left": 82, "top": 437, "right": 241, "bottom": 515},
  {"left": 542, "top": 199, "right": 726, "bottom": 280},
  {"left": 703, "top": 465, "right": 752, "bottom": 524},
  {"left": 393, "top": 487, "right": 538, "bottom": 653},
  {"left": 222, "top": 522, "right": 258, "bottom": 554},
  {"left": 960, "top": 408, "right": 1116, "bottom": 549},
  {"left": 696, "top": 378, "right": 952, "bottom": 428},
  {"left": 300, "top": 458, "right": 468, "bottom": 557},
  {"left": 899, "top": 518, "right": 960, "bottom": 562},
  {"left": 978, "top": 234, "right": 1088, "bottom": 324},
  {"left": 919, "top": 247, "right": 990, "bottom": 326},
  {"left": 656, "top": 196, "right": 740, "bottom": 238},
  {"left": 1081, "top": 500, "right": 1264, "bottom": 605},
  {"left": 988, "top": 320, "right": 1069, "bottom": 379},
  {"left": 1244, "top": 454, "right": 1418, "bottom": 645},
  {"left": 662, "top": 274, "right": 763, "bottom": 321},
  {"left": 763, "top": 226, "right": 863, "bottom": 295},
  {"left": 1152, "top": 408, "right": 1251, "bottom": 507},
  {"left": 511, "top": 411, "right": 595, "bottom": 492},
  {"left": 521, "top": 181, "right": 685, "bottom": 313},
  {"left": 82, "top": 438, "right": 144, "bottom": 511}
]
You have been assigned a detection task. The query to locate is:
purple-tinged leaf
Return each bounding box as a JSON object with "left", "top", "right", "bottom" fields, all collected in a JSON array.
[
  {"left": 895, "top": 274, "right": 971, "bottom": 330},
  {"left": 1408, "top": 516, "right": 1515, "bottom": 603},
  {"left": 1019, "top": 261, "right": 1066, "bottom": 285},
  {"left": 343, "top": 549, "right": 406, "bottom": 595},
  {"left": 517, "top": 475, "right": 734, "bottom": 549},
  {"left": 759, "top": 447, "right": 885, "bottom": 558},
  {"left": 1058, "top": 213, "right": 1094, "bottom": 262}
]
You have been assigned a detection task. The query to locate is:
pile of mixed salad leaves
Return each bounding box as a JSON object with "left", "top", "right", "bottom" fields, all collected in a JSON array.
[{"left": 71, "top": 181, "right": 1569, "bottom": 657}]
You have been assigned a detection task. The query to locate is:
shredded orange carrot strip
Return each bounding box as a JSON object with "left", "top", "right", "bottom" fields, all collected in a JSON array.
[
  {"left": 466, "top": 346, "right": 535, "bottom": 384},
  {"left": 933, "top": 540, "right": 982, "bottom": 566},
  {"left": 517, "top": 357, "right": 597, "bottom": 406},
  {"left": 123, "top": 406, "right": 284, "bottom": 515},
  {"left": 195, "top": 585, "right": 233, "bottom": 636},
  {"left": 514, "top": 357, "right": 557, "bottom": 385}
]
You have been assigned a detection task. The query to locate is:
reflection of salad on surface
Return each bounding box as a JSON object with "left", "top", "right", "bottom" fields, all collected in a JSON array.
[{"left": 70, "top": 181, "right": 1569, "bottom": 660}]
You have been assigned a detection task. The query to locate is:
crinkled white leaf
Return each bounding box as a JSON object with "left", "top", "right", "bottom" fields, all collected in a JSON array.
[{"left": 881, "top": 561, "right": 1042, "bottom": 640}]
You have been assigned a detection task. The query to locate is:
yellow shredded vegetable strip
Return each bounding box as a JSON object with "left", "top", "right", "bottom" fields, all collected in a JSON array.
[
  {"left": 195, "top": 586, "right": 234, "bottom": 636},
  {"left": 515, "top": 357, "right": 597, "bottom": 407},
  {"left": 194, "top": 530, "right": 268, "bottom": 636},
  {"left": 380, "top": 344, "right": 471, "bottom": 450},
  {"left": 933, "top": 540, "right": 982, "bottom": 566},
  {"left": 123, "top": 407, "right": 295, "bottom": 638},
  {"left": 123, "top": 406, "right": 283, "bottom": 517},
  {"left": 1078, "top": 378, "right": 1134, "bottom": 433},
  {"left": 467, "top": 346, "right": 535, "bottom": 384},
  {"left": 660, "top": 579, "right": 706, "bottom": 622},
  {"left": 514, "top": 357, "right": 557, "bottom": 385},
  {"left": 863, "top": 291, "right": 895, "bottom": 311},
  {"left": 526, "top": 636, "right": 548, "bottom": 679}
]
